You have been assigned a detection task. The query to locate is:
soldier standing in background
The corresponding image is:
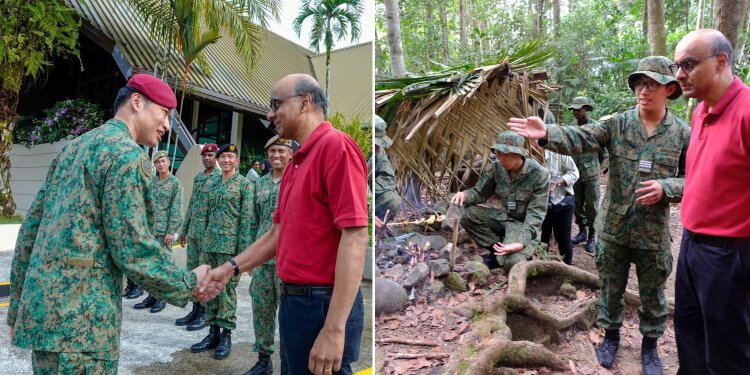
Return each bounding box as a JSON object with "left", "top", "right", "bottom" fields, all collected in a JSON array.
[
  {"left": 567, "top": 97, "right": 608, "bottom": 254},
  {"left": 6, "top": 74, "right": 209, "bottom": 373},
  {"left": 509, "top": 56, "right": 690, "bottom": 375},
  {"left": 176, "top": 143, "right": 219, "bottom": 330},
  {"left": 134, "top": 150, "right": 184, "bottom": 313},
  {"left": 373, "top": 115, "right": 401, "bottom": 221},
  {"left": 190, "top": 143, "right": 256, "bottom": 360},
  {"left": 243, "top": 135, "right": 293, "bottom": 375}
]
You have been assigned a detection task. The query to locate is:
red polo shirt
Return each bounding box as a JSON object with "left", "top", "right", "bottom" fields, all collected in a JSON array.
[
  {"left": 682, "top": 77, "right": 750, "bottom": 237},
  {"left": 273, "top": 122, "right": 368, "bottom": 284}
]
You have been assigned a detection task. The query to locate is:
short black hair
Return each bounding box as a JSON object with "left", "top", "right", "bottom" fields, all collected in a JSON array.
[
  {"left": 294, "top": 79, "right": 327, "bottom": 114},
  {"left": 113, "top": 86, "right": 149, "bottom": 113},
  {"left": 709, "top": 32, "right": 734, "bottom": 68}
]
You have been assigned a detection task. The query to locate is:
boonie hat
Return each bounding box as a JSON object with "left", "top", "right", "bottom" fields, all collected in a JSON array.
[
  {"left": 627, "top": 56, "right": 682, "bottom": 100},
  {"left": 374, "top": 116, "right": 393, "bottom": 148},
  {"left": 491, "top": 131, "right": 528, "bottom": 157},
  {"left": 568, "top": 96, "right": 594, "bottom": 110},
  {"left": 126, "top": 74, "right": 177, "bottom": 109}
]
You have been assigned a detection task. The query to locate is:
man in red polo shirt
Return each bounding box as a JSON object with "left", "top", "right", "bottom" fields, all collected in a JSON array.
[
  {"left": 673, "top": 29, "right": 750, "bottom": 374},
  {"left": 196, "top": 74, "right": 368, "bottom": 375}
]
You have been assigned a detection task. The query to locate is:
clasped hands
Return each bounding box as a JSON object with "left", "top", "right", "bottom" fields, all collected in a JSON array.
[{"left": 190, "top": 263, "right": 234, "bottom": 302}]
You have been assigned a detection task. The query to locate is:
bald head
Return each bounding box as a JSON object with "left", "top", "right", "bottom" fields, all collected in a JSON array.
[
  {"left": 278, "top": 73, "right": 327, "bottom": 114},
  {"left": 678, "top": 29, "right": 734, "bottom": 67},
  {"left": 674, "top": 28, "right": 735, "bottom": 103}
]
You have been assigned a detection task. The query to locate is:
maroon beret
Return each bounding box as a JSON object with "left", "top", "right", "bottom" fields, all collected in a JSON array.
[
  {"left": 126, "top": 74, "right": 177, "bottom": 109},
  {"left": 201, "top": 143, "right": 218, "bottom": 154}
]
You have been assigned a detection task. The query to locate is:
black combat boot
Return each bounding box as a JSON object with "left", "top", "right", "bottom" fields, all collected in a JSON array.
[
  {"left": 596, "top": 329, "right": 620, "bottom": 369},
  {"left": 123, "top": 278, "right": 135, "bottom": 297},
  {"left": 213, "top": 329, "right": 232, "bottom": 360},
  {"left": 125, "top": 281, "right": 143, "bottom": 299},
  {"left": 187, "top": 304, "right": 206, "bottom": 331},
  {"left": 190, "top": 325, "right": 220, "bottom": 353},
  {"left": 585, "top": 226, "right": 596, "bottom": 254},
  {"left": 134, "top": 295, "right": 156, "bottom": 309},
  {"left": 176, "top": 303, "right": 199, "bottom": 326},
  {"left": 149, "top": 300, "right": 166, "bottom": 313},
  {"left": 243, "top": 352, "right": 273, "bottom": 375},
  {"left": 641, "top": 337, "right": 663, "bottom": 375},
  {"left": 572, "top": 225, "right": 588, "bottom": 244},
  {"left": 482, "top": 246, "right": 501, "bottom": 269}
]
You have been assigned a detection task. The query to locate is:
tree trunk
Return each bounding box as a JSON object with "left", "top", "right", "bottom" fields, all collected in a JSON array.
[
  {"left": 647, "top": 0, "right": 667, "bottom": 56},
  {"left": 553, "top": 0, "right": 560, "bottom": 36},
  {"left": 714, "top": 0, "right": 744, "bottom": 49},
  {"left": 383, "top": 0, "right": 406, "bottom": 77},
  {"left": 697, "top": 0, "right": 706, "bottom": 28},
  {"left": 568, "top": 0, "right": 573, "bottom": 13},
  {"left": 459, "top": 0, "right": 467, "bottom": 48},
  {"left": 643, "top": 0, "right": 649, "bottom": 39},
  {"left": 0, "top": 66, "right": 23, "bottom": 216},
  {"left": 426, "top": 3, "right": 436, "bottom": 61},
  {"left": 735, "top": 1, "right": 750, "bottom": 65},
  {"left": 534, "top": 0, "right": 546, "bottom": 37},
  {"left": 438, "top": 0, "right": 450, "bottom": 64}
]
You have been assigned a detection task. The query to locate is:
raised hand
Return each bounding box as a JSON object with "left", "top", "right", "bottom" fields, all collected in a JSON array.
[{"left": 507, "top": 116, "right": 548, "bottom": 140}]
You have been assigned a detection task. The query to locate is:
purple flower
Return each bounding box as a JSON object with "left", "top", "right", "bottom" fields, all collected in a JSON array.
[
  {"left": 45, "top": 118, "right": 53, "bottom": 126},
  {"left": 71, "top": 126, "right": 84, "bottom": 136}
]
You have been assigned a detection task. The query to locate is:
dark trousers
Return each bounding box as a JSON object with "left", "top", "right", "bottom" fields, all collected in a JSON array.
[
  {"left": 675, "top": 229, "right": 750, "bottom": 375},
  {"left": 541, "top": 195, "right": 575, "bottom": 264},
  {"left": 279, "top": 289, "right": 364, "bottom": 375}
]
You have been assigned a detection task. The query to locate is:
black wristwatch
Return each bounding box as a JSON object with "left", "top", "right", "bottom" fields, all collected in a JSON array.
[{"left": 228, "top": 259, "right": 240, "bottom": 277}]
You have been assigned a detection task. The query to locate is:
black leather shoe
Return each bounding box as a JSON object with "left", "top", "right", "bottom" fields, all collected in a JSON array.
[
  {"left": 213, "top": 329, "right": 232, "bottom": 360},
  {"left": 642, "top": 345, "right": 663, "bottom": 375},
  {"left": 596, "top": 336, "right": 619, "bottom": 369},
  {"left": 585, "top": 236, "right": 596, "bottom": 254},
  {"left": 187, "top": 304, "right": 206, "bottom": 331},
  {"left": 243, "top": 353, "right": 273, "bottom": 375},
  {"left": 190, "top": 325, "right": 220, "bottom": 353},
  {"left": 572, "top": 226, "right": 588, "bottom": 244},
  {"left": 123, "top": 278, "right": 135, "bottom": 297},
  {"left": 176, "top": 303, "right": 199, "bottom": 326},
  {"left": 134, "top": 295, "right": 156, "bottom": 309},
  {"left": 125, "top": 285, "right": 143, "bottom": 299},
  {"left": 482, "top": 254, "right": 500, "bottom": 269},
  {"left": 149, "top": 300, "right": 166, "bottom": 313}
]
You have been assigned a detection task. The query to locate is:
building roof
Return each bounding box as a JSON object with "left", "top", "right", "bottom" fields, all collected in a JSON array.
[{"left": 310, "top": 42, "right": 373, "bottom": 121}]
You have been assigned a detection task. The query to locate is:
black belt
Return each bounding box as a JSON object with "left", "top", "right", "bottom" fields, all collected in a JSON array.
[
  {"left": 686, "top": 230, "right": 750, "bottom": 247},
  {"left": 280, "top": 283, "right": 334, "bottom": 296}
]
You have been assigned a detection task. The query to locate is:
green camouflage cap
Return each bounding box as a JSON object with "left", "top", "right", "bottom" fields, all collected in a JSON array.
[
  {"left": 568, "top": 96, "right": 594, "bottom": 110},
  {"left": 152, "top": 150, "right": 169, "bottom": 162},
  {"left": 264, "top": 135, "right": 293, "bottom": 150},
  {"left": 374, "top": 115, "right": 393, "bottom": 148},
  {"left": 627, "top": 56, "right": 682, "bottom": 100},
  {"left": 491, "top": 130, "right": 528, "bottom": 157}
]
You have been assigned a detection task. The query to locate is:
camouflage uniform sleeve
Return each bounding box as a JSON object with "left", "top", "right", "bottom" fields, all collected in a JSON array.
[
  {"left": 7, "top": 158, "right": 57, "bottom": 327},
  {"left": 180, "top": 175, "right": 199, "bottom": 235},
  {"left": 657, "top": 127, "right": 690, "bottom": 203},
  {"left": 103, "top": 151, "right": 196, "bottom": 306},
  {"left": 238, "top": 180, "right": 257, "bottom": 252},
  {"left": 544, "top": 122, "right": 610, "bottom": 156},
  {"left": 463, "top": 166, "right": 497, "bottom": 206},
  {"left": 519, "top": 172, "right": 550, "bottom": 245},
  {"left": 167, "top": 179, "right": 184, "bottom": 235}
]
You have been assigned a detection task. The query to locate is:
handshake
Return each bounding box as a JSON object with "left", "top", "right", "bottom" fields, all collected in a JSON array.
[{"left": 190, "top": 264, "right": 235, "bottom": 302}]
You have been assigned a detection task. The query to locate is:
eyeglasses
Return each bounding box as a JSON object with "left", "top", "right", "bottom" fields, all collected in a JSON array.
[
  {"left": 269, "top": 94, "right": 303, "bottom": 112},
  {"left": 634, "top": 81, "right": 662, "bottom": 92},
  {"left": 669, "top": 54, "right": 719, "bottom": 74}
]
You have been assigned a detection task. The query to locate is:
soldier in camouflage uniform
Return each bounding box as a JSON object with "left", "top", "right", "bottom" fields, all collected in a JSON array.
[
  {"left": 6, "top": 74, "right": 209, "bottom": 373},
  {"left": 133, "top": 150, "right": 184, "bottom": 313},
  {"left": 509, "top": 56, "right": 690, "bottom": 375},
  {"left": 374, "top": 116, "right": 401, "bottom": 220},
  {"left": 190, "top": 143, "right": 256, "bottom": 360},
  {"left": 176, "top": 143, "right": 220, "bottom": 330},
  {"left": 450, "top": 131, "right": 550, "bottom": 271},
  {"left": 567, "top": 97, "right": 608, "bottom": 254},
  {"left": 244, "top": 135, "right": 293, "bottom": 375}
]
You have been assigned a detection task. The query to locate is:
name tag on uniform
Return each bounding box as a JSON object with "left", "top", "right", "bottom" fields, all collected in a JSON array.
[
  {"left": 508, "top": 201, "right": 517, "bottom": 210},
  {"left": 638, "top": 160, "right": 653, "bottom": 173}
]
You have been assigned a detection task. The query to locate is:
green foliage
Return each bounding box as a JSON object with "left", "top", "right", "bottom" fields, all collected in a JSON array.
[
  {"left": 0, "top": 214, "right": 23, "bottom": 224},
  {"left": 12, "top": 99, "right": 104, "bottom": 147},
  {"left": 328, "top": 112, "right": 371, "bottom": 160},
  {"left": 294, "top": 0, "right": 363, "bottom": 54}
]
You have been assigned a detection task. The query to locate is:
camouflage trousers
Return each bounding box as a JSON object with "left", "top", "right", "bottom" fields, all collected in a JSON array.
[
  {"left": 185, "top": 237, "right": 201, "bottom": 270},
  {"left": 250, "top": 263, "right": 281, "bottom": 355},
  {"left": 32, "top": 350, "right": 118, "bottom": 375},
  {"left": 200, "top": 252, "right": 240, "bottom": 330},
  {"left": 375, "top": 190, "right": 402, "bottom": 219},
  {"left": 460, "top": 205, "right": 537, "bottom": 271},
  {"left": 595, "top": 238, "right": 672, "bottom": 338},
  {"left": 573, "top": 178, "right": 600, "bottom": 227}
]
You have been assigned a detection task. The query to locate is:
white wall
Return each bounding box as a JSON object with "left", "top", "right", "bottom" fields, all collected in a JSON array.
[{"left": 9, "top": 141, "right": 71, "bottom": 217}]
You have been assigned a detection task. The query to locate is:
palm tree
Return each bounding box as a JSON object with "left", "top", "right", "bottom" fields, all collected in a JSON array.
[
  {"left": 128, "top": 0, "right": 281, "bottom": 116},
  {"left": 293, "top": 0, "right": 363, "bottom": 117},
  {"left": 0, "top": 0, "right": 80, "bottom": 215}
]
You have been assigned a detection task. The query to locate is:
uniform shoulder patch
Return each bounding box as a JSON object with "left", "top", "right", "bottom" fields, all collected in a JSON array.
[
  {"left": 140, "top": 156, "right": 153, "bottom": 178},
  {"left": 598, "top": 114, "right": 615, "bottom": 122}
]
